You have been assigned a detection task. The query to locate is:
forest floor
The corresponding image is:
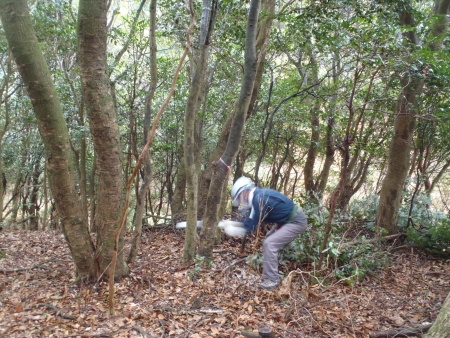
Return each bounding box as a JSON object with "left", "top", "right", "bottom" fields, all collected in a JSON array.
[{"left": 0, "top": 227, "right": 449, "bottom": 338}]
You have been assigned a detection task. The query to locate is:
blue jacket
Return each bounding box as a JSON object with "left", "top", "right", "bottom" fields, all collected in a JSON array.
[{"left": 243, "top": 188, "right": 295, "bottom": 233}]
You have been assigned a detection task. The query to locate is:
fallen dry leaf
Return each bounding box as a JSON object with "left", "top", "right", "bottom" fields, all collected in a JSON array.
[{"left": 0, "top": 229, "right": 449, "bottom": 338}]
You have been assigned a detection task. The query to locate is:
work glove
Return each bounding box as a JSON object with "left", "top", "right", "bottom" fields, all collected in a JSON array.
[{"left": 219, "top": 220, "right": 247, "bottom": 238}]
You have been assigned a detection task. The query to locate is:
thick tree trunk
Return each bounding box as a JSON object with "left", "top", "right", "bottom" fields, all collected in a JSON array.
[
  {"left": 376, "top": 0, "right": 449, "bottom": 234},
  {"left": 77, "top": 0, "right": 127, "bottom": 278},
  {"left": 376, "top": 82, "right": 418, "bottom": 233},
  {"left": 198, "top": 0, "right": 260, "bottom": 259},
  {"left": 0, "top": 0, "right": 96, "bottom": 278},
  {"left": 425, "top": 292, "right": 450, "bottom": 337}
]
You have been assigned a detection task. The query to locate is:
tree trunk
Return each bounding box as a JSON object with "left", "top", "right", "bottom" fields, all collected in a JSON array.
[
  {"left": 317, "top": 115, "right": 335, "bottom": 198},
  {"left": 0, "top": 0, "right": 96, "bottom": 278},
  {"left": 28, "top": 166, "right": 41, "bottom": 230},
  {"left": 303, "top": 46, "right": 320, "bottom": 199},
  {"left": 128, "top": 0, "right": 158, "bottom": 265},
  {"left": 316, "top": 51, "right": 340, "bottom": 199},
  {"left": 198, "top": 0, "right": 260, "bottom": 259},
  {"left": 79, "top": 99, "right": 89, "bottom": 226},
  {"left": 376, "top": 81, "right": 419, "bottom": 233},
  {"left": 183, "top": 0, "right": 219, "bottom": 263},
  {"left": 77, "top": 0, "right": 128, "bottom": 278},
  {"left": 425, "top": 292, "right": 450, "bottom": 337},
  {"left": 0, "top": 52, "right": 12, "bottom": 223},
  {"left": 376, "top": 0, "right": 449, "bottom": 234},
  {"left": 8, "top": 145, "right": 28, "bottom": 223},
  {"left": 197, "top": 0, "right": 274, "bottom": 204},
  {"left": 171, "top": 146, "right": 186, "bottom": 216},
  {"left": 89, "top": 153, "right": 97, "bottom": 232}
]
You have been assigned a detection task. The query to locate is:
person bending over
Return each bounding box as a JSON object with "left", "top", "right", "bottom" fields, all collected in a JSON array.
[{"left": 229, "top": 177, "right": 308, "bottom": 290}]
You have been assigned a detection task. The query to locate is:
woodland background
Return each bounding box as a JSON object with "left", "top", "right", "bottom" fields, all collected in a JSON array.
[{"left": 0, "top": 0, "right": 450, "bottom": 337}]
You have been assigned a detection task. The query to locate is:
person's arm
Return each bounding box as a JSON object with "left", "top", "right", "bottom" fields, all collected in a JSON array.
[{"left": 242, "top": 199, "right": 261, "bottom": 233}]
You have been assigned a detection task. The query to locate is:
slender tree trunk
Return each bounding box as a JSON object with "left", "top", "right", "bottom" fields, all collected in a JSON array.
[
  {"left": 78, "top": 0, "right": 128, "bottom": 278},
  {"left": 79, "top": 100, "right": 89, "bottom": 226},
  {"left": 198, "top": 0, "right": 260, "bottom": 259},
  {"left": 89, "top": 153, "right": 97, "bottom": 232},
  {"left": 197, "top": 0, "right": 274, "bottom": 203},
  {"left": 316, "top": 51, "right": 340, "bottom": 198},
  {"left": 335, "top": 157, "right": 372, "bottom": 211},
  {"left": 0, "top": 52, "right": 12, "bottom": 223},
  {"left": 303, "top": 47, "right": 320, "bottom": 199},
  {"left": 0, "top": 0, "right": 96, "bottom": 279},
  {"left": 128, "top": 0, "right": 158, "bottom": 264},
  {"left": 9, "top": 144, "right": 28, "bottom": 223},
  {"left": 42, "top": 164, "right": 48, "bottom": 229},
  {"left": 28, "top": 166, "right": 41, "bottom": 230},
  {"left": 317, "top": 115, "right": 335, "bottom": 198},
  {"left": 183, "top": 0, "right": 219, "bottom": 263}
]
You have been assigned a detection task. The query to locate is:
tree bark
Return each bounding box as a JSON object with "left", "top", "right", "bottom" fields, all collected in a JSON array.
[
  {"left": 183, "top": 0, "right": 219, "bottom": 263},
  {"left": 198, "top": 0, "right": 260, "bottom": 259},
  {"left": 197, "top": 0, "right": 274, "bottom": 205},
  {"left": 171, "top": 145, "right": 186, "bottom": 216},
  {"left": 0, "top": 52, "right": 12, "bottom": 223},
  {"left": 425, "top": 292, "right": 450, "bottom": 337},
  {"left": 128, "top": 0, "right": 158, "bottom": 265},
  {"left": 376, "top": 0, "right": 449, "bottom": 234},
  {"left": 78, "top": 0, "right": 128, "bottom": 278},
  {"left": 303, "top": 46, "right": 320, "bottom": 199},
  {"left": 0, "top": 0, "right": 96, "bottom": 278}
]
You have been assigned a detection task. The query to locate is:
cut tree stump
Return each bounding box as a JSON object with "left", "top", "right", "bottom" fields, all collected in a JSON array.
[
  {"left": 241, "top": 327, "right": 275, "bottom": 338},
  {"left": 259, "top": 327, "right": 275, "bottom": 338}
]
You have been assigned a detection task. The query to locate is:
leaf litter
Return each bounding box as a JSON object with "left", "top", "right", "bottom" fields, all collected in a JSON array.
[{"left": 0, "top": 228, "right": 449, "bottom": 338}]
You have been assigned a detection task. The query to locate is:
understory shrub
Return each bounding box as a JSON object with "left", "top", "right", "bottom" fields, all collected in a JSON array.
[
  {"left": 247, "top": 197, "right": 389, "bottom": 285},
  {"left": 246, "top": 190, "right": 449, "bottom": 284},
  {"left": 398, "top": 191, "right": 450, "bottom": 258},
  {"left": 405, "top": 217, "right": 450, "bottom": 258}
]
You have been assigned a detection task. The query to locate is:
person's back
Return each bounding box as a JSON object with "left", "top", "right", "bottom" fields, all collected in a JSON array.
[{"left": 230, "top": 178, "right": 309, "bottom": 290}]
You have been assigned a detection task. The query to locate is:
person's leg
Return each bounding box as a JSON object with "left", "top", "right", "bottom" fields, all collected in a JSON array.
[{"left": 262, "top": 212, "right": 308, "bottom": 283}]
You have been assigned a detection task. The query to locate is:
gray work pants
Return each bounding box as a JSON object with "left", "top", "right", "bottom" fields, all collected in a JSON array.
[{"left": 262, "top": 210, "right": 308, "bottom": 282}]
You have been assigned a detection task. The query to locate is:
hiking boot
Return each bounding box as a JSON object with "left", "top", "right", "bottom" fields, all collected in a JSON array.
[{"left": 258, "top": 279, "right": 280, "bottom": 290}]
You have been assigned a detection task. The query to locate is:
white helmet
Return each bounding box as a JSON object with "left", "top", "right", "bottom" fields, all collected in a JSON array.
[{"left": 231, "top": 177, "right": 254, "bottom": 207}]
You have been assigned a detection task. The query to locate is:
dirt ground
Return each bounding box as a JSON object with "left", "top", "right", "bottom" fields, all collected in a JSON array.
[{"left": 0, "top": 228, "right": 449, "bottom": 338}]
